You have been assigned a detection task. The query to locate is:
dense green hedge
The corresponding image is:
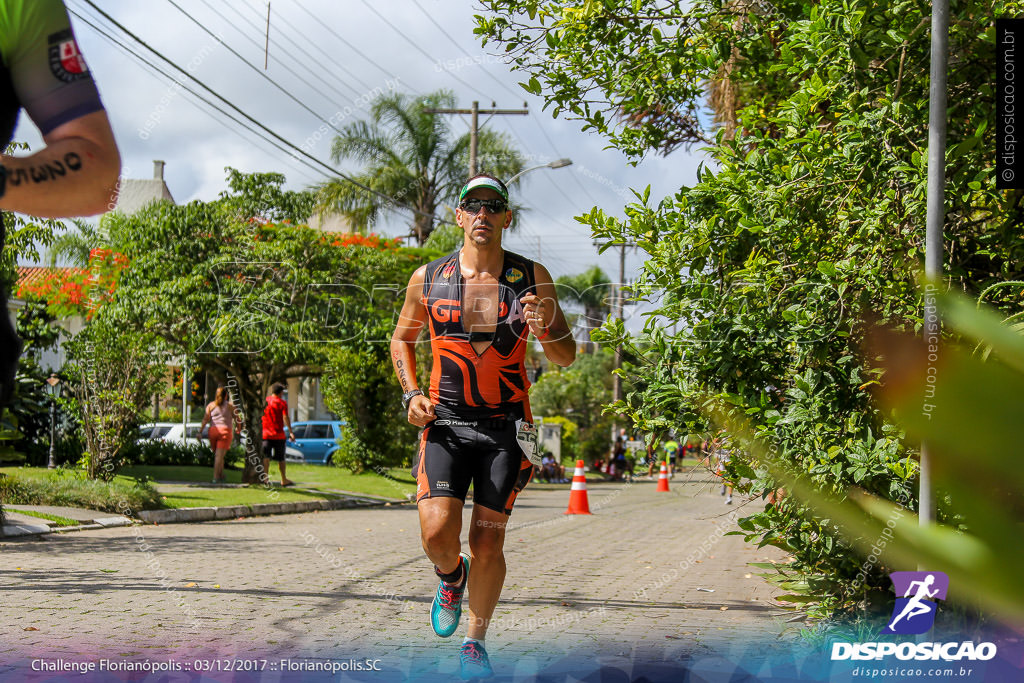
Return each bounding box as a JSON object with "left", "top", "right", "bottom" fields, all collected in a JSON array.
[
  {"left": 0, "top": 470, "right": 162, "bottom": 513},
  {"left": 118, "top": 439, "right": 244, "bottom": 469}
]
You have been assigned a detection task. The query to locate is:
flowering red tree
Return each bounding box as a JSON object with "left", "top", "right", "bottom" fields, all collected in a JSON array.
[{"left": 17, "top": 248, "right": 128, "bottom": 319}]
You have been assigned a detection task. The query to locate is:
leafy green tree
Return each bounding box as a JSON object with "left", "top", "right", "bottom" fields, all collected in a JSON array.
[
  {"left": 477, "top": 0, "right": 1024, "bottom": 617},
  {"left": 1, "top": 300, "right": 62, "bottom": 466},
  {"left": 536, "top": 414, "right": 579, "bottom": 464},
  {"left": 219, "top": 168, "right": 317, "bottom": 224},
  {"left": 62, "top": 318, "right": 166, "bottom": 480},
  {"left": 556, "top": 266, "right": 612, "bottom": 353},
  {"left": 422, "top": 223, "right": 464, "bottom": 254},
  {"left": 315, "top": 90, "right": 524, "bottom": 245},
  {"left": 105, "top": 170, "right": 429, "bottom": 482},
  {"left": 530, "top": 348, "right": 617, "bottom": 463}
]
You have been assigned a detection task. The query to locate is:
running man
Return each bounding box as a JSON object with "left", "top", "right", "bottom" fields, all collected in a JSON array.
[
  {"left": 711, "top": 432, "right": 734, "bottom": 505},
  {"left": 391, "top": 173, "right": 575, "bottom": 679},
  {"left": 1, "top": 0, "right": 121, "bottom": 406},
  {"left": 663, "top": 435, "right": 679, "bottom": 479},
  {"left": 888, "top": 574, "right": 940, "bottom": 631}
]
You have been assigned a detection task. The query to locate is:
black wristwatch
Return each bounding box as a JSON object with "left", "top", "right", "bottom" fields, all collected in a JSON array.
[{"left": 401, "top": 389, "right": 423, "bottom": 410}]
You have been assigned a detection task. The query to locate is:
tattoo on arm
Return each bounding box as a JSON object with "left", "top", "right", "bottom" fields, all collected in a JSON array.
[
  {"left": 6, "top": 153, "right": 83, "bottom": 187},
  {"left": 393, "top": 352, "right": 415, "bottom": 391}
]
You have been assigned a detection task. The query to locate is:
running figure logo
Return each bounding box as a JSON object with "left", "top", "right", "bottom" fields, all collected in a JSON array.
[{"left": 883, "top": 571, "right": 949, "bottom": 635}]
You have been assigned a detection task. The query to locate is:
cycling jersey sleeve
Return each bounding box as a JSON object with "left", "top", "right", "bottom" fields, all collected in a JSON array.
[{"left": 0, "top": 0, "right": 104, "bottom": 143}]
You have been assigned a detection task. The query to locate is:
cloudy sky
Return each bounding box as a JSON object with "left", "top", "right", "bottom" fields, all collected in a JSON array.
[{"left": 16, "top": 0, "right": 706, "bottom": 327}]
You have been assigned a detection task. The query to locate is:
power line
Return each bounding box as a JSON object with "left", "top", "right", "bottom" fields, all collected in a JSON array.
[
  {"left": 499, "top": 115, "right": 581, "bottom": 215},
  {"left": 70, "top": 4, "right": 312, "bottom": 169},
  {"left": 226, "top": 0, "right": 379, "bottom": 96},
  {"left": 408, "top": 0, "right": 525, "bottom": 103},
  {"left": 162, "top": 0, "right": 350, "bottom": 135},
  {"left": 423, "top": 101, "right": 528, "bottom": 176},
  {"left": 75, "top": 0, "right": 436, "bottom": 221},
  {"left": 358, "top": 0, "right": 492, "bottom": 100},
  {"left": 287, "top": 0, "right": 395, "bottom": 83},
  {"left": 68, "top": 5, "right": 324, "bottom": 185},
  {"left": 196, "top": 0, "right": 361, "bottom": 101}
]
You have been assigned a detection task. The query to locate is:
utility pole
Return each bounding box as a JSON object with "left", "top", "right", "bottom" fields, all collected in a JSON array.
[
  {"left": 612, "top": 243, "right": 627, "bottom": 408},
  {"left": 264, "top": 2, "right": 271, "bottom": 70},
  {"left": 593, "top": 241, "right": 634, "bottom": 444},
  {"left": 181, "top": 359, "right": 188, "bottom": 431},
  {"left": 423, "top": 101, "right": 529, "bottom": 175}
]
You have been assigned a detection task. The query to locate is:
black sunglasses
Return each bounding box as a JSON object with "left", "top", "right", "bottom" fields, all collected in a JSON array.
[{"left": 459, "top": 198, "right": 507, "bottom": 214}]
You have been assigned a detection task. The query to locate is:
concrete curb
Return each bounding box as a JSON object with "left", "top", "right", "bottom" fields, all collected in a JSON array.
[
  {"left": 1, "top": 496, "right": 406, "bottom": 536},
  {"left": 0, "top": 521, "right": 53, "bottom": 537},
  {"left": 135, "top": 496, "right": 398, "bottom": 525}
]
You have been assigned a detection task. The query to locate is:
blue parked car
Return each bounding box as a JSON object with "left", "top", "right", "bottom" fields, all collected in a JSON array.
[{"left": 284, "top": 420, "right": 345, "bottom": 465}]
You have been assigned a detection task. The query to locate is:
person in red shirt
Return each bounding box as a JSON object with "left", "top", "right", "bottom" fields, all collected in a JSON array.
[{"left": 261, "top": 383, "right": 296, "bottom": 486}]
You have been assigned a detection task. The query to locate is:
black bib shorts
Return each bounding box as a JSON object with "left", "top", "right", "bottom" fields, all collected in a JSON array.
[{"left": 412, "top": 417, "right": 533, "bottom": 516}]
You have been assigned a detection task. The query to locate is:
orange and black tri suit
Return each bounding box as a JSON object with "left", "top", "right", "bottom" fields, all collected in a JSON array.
[{"left": 411, "top": 249, "right": 537, "bottom": 515}]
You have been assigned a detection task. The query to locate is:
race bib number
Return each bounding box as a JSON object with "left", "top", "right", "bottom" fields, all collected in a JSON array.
[{"left": 515, "top": 419, "right": 541, "bottom": 466}]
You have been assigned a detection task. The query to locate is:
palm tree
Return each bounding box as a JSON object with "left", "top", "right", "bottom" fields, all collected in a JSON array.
[
  {"left": 556, "top": 266, "right": 613, "bottom": 353},
  {"left": 47, "top": 218, "right": 105, "bottom": 268},
  {"left": 314, "top": 90, "right": 524, "bottom": 245}
]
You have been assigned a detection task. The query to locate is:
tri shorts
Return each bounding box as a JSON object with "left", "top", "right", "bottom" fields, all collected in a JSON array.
[
  {"left": 412, "top": 418, "right": 533, "bottom": 516},
  {"left": 263, "top": 438, "right": 286, "bottom": 462}
]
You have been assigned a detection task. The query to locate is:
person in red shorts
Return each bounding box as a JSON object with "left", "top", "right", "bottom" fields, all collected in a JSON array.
[
  {"left": 198, "top": 386, "right": 239, "bottom": 483},
  {"left": 261, "top": 383, "right": 296, "bottom": 486}
]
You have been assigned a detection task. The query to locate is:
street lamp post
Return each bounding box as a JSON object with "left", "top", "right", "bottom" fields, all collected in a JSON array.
[
  {"left": 505, "top": 158, "right": 573, "bottom": 186},
  {"left": 44, "top": 373, "right": 61, "bottom": 469}
]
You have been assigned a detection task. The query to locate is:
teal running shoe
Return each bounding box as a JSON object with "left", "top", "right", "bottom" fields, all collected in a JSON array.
[
  {"left": 459, "top": 640, "right": 493, "bottom": 680},
  {"left": 430, "top": 552, "right": 470, "bottom": 638}
]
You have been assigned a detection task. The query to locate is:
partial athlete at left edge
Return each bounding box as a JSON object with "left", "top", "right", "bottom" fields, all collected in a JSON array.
[{"left": 1, "top": 0, "right": 121, "bottom": 406}]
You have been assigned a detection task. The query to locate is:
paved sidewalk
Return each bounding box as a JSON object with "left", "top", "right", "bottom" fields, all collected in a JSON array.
[
  {"left": 0, "top": 474, "right": 795, "bottom": 680},
  {"left": 1, "top": 505, "right": 133, "bottom": 537}
]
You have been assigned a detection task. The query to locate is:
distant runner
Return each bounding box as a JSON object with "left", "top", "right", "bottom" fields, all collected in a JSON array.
[
  {"left": 391, "top": 173, "right": 575, "bottom": 679},
  {"left": 710, "top": 432, "right": 733, "bottom": 505}
]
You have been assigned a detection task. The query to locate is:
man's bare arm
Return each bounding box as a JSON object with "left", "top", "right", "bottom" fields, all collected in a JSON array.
[
  {"left": 525, "top": 263, "right": 576, "bottom": 367},
  {"left": 284, "top": 406, "right": 296, "bottom": 441},
  {"left": 391, "top": 266, "right": 428, "bottom": 392},
  {"left": 1, "top": 111, "right": 121, "bottom": 217},
  {"left": 391, "top": 266, "right": 436, "bottom": 426}
]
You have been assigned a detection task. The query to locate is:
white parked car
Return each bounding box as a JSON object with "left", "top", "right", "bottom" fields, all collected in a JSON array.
[
  {"left": 136, "top": 422, "right": 208, "bottom": 444},
  {"left": 137, "top": 422, "right": 302, "bottom": 462}
]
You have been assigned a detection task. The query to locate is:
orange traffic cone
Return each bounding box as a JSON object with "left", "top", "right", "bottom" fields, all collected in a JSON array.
[
  {"left": 564, "top": 459, "right": 592, "bottom": 515},
  {"left": 656, "top": 461, "right": 670, "bottom": 492}
]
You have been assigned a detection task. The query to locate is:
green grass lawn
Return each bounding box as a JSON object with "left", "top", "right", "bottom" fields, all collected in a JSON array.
[
  {"left": 3, "top": 508, "right": 79, "bottom": 526},
  {"left": 157, "top": 485, "right": 341, "bottom": 509},
  {"left": 121, "top": 463, "right": 416, "bottom": 500},
  {"left": 2, "top": 463, "right": 415, "bottom": 512}
]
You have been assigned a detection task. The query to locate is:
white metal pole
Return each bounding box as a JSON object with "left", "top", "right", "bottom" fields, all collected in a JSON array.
[{"left": 921, "top": 0, "right": 950, "bottom": 528}]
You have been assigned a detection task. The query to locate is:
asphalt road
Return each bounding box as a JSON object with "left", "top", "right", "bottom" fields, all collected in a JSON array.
[{"left": 0, "top": 472, "right": 796, "bottom": 681}]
